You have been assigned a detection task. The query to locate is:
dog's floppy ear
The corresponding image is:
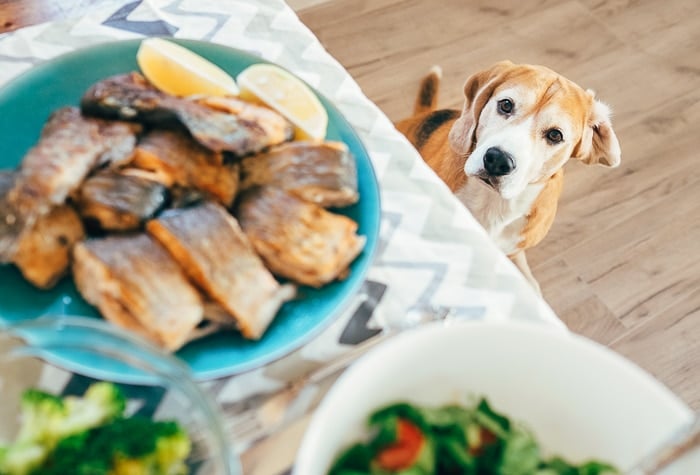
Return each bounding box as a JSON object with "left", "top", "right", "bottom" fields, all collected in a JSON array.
[
  {"left": 575, "top": 92, "right": 621, "bottom": 168},
  {"left": 448, "top": 60, "right": 512, "bottom": 156}
]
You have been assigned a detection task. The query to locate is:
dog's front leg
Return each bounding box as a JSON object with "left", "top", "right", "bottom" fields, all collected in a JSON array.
[{"left": 510, "top": 251, "right": 541, "bottom": 296}]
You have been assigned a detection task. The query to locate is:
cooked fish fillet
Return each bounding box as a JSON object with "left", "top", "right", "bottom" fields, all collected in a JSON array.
[
  {"left": 132, "top": 130, "right": 239, "bottom": 206},
  {"left": 39, "top": 110, "right": 142, "bottom": 170},
  {"left": 0, "top": 108, "right": 104, "bottom": 260},
  {"left": 75, "top": 169, "right": 168, "bottom": 231},
  {"left": 146, "top": 202, "right": 295, "bottom": 339},
  {"left": 239, "top": 141, "right": 359, "bottom": 208},
  {"left": 93, "top": 119, "right": 142, "bottom": 169},
  {"left": 237, "top": 187, "right": 366, "bottom": 287},
  {"left": 16, "top": 107, "right": 101, "bottom": 207},
  {"left": 0, "top": 110, "right": 142, "bottom": 259},
  {"left": 13, "top": 205, "right": 85, "bottom": 289},
  {"left": 3, "top": 171, "right": 84, "bottom": 288},
  {"left": 81, "top": 73, "right": 293, "bottom": 156},
  {"left": 199, "top": 96, "right": 295, "bottom": 153},
  {"left": 72, "top": 234, "right": 203, "bottom": 351}
]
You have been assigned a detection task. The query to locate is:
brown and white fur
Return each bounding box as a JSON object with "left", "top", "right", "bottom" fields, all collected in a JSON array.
[{"left": 396, "top": 61, "right": 621, "bottom": 293}]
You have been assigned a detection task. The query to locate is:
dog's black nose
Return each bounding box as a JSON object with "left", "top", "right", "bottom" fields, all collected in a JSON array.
[{"left": 483, "top": 147, "right": 515, "bottom": 176}]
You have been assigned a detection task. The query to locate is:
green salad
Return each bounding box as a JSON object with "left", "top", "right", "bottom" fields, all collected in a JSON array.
[
  {"left": 329, "top": 398, "right": 618, "bottom": 475},
  {"left": 0, "top": 382, "right": 191, "bottom": 475}
]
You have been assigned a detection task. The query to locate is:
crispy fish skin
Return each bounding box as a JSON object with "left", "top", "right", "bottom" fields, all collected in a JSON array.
[
  {"left": 237, "top": 187, "right": 366, "bottom": 288},
  {"left": 146, "top": 202, "right": 295, "bottom": 339},
  {"left": 13, "top": 205, "right": 85, "bottom": 289},
  {"left": 72, "top": 235, "right": 203, "bottom": 351},
  {"left": 81, "top": 73, "right": 293, "bottom": 156},
  {"left": 239, "top": 141, "right": 359, "bottom": 208},
  {"left": 75, "top": 169, "right": 168, "bottom": 231},
  {"left": 132, "top": 130, "right": 239, "bottom": 206}
]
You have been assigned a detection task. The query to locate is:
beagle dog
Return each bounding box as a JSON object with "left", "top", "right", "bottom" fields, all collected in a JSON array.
[{"left": 396, "top": 61, "right": 621, "bottom": 293}]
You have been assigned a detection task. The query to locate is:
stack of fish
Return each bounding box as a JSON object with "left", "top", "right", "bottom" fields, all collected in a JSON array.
[{"left": 0, "top": 72, "right": 364, "bottom": 351}]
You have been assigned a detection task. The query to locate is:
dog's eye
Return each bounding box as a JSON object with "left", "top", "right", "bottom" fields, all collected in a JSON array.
[
  {"left": 545, "top": 128, "right": 564, "bottom": 144},
  {"left": 497, "top": 99, "right": 514, "bottom": 115}
]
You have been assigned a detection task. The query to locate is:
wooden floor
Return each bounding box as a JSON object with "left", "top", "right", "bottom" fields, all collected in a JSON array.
[{"left": 289, "top": 0, "right": 700, "bottom": 410}]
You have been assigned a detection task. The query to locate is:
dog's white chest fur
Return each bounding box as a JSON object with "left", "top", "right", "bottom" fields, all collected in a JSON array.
[{"left": 455, "top": 180, "right": 544, "bottom": 255}]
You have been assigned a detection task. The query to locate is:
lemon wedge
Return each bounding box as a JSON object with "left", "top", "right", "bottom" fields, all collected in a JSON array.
[
  {"left": 136, "top": 38, "right": 239, "bottom": 97},
  {"left": 237, "top": 63, "right": 328, "bottom": 141}
]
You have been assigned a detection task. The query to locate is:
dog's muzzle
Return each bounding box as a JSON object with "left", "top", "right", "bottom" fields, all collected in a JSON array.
[{"left": 483, "top": 147, "right": 515, "bottom": 177}]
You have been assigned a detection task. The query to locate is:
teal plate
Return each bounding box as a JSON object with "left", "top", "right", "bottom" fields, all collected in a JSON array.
[{"left": 0, "top": 39, "right": 380, "bottom": 384}]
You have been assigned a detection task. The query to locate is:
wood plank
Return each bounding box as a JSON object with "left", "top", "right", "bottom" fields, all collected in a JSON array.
[
  {"left": 532, "top": 258, "right": 627, "bottom": 345},
  {"left": 612, "top": 296, "right": 700, "bottom": 409}
]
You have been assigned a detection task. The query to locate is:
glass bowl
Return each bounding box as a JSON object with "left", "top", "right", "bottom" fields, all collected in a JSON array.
[{"left": 0, "top": 315, "right": 241, "bottom": 475}]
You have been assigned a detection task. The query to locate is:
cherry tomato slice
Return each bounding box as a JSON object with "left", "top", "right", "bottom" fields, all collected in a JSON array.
[{"left": 375, "top": 418, "right": 425, "bottom": 471}]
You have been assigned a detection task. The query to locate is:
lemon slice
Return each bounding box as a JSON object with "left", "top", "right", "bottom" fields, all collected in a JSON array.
[
  {"left": 136, "top": 38, "right": 239, "bottom": 97},
  {"left": 237, "top": 63, "right": 328, "bottom": 141}
]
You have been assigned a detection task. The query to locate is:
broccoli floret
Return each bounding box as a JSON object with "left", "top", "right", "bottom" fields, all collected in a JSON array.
[
  {"left": 36, "top": 417, "right": 191, "bottom": 475},
  {"left": 108, "top": 418, "right": 190, "bottom": 475},
  {"left": 54, "top": 382, "right": 126, "bottom": 444},
  {"left": 0, "top": 443, "right": 47, "bottom": 475},
  {"left": 16, "top": 390, "right": 67, "bottom": 446},
  {"left": 33, "top": 430, "right": 111, "bottom": 475},
  {"left": 111, "top": 429, "right": 190, "bottom": 475},
  {"left": 17, "top": 383, "right": 125, "bottom": 449}
]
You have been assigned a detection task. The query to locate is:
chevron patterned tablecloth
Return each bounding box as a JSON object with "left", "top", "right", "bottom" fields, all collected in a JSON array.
[{"left": 0, "top": 0, "right": 565, "bottom": 473}]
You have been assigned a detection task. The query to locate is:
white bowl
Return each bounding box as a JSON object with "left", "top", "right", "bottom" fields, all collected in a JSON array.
[{"left": 294, "top": 321, "right": 693, "bottom": 475}]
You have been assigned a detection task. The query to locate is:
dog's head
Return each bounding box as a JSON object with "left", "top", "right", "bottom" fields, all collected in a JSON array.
[{"left": 449, "top": 60, "right": 621, "bottom": 199}]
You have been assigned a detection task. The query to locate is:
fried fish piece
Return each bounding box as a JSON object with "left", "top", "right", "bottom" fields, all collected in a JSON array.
[
  {"left": 72, "top": 234, "right": 203, "bottom": 351},
  {"left": 239, "top": 141, "right": 359, "bottom": 208},
  {"left": 0, "top": 108, "right": 104, "bottom": 260},
  {"left": 0, "top": 108, "right": 142, "bottom": 260},
  {"left": 75, "top": 169, "right": 168, "bottom": 232},
  {"left": 81, "top": 73, "right": 293, "bottom": 156},
  {"left": 199, "top": 96, "right": 296, "bottom": 154},
  {"left": 146, "top": 202, "right": 295, "bottom": 339},
  {"left": 2, "top": 170, "right": 85, "bottom": 286},
  {"left": 92, "top": 119, "right": 143, "bottom": 169},
  {"left": 13, "top": 205, "right": 85, "bottom": 289},
  {"left": 132, "top": 130, "right": 239, "bottom": 206},
  {"left": 237, "top": 187, "right": 366, "bottom": 288},
  {"left": 39, "top": 109, "right": 142, "bottom": 169},
  {"left": 18, "top": 107, "right": 101, "bottom": 208}
]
